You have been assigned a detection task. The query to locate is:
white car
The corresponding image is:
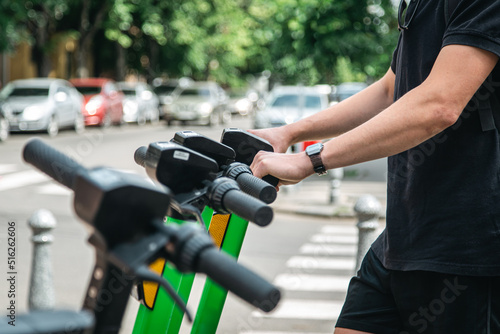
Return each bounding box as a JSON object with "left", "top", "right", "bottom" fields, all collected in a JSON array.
[
  {"left": 0, "top": 78, "right": 85, "bottom": 137},
  {"left": 168, "top": 81, "right": 230, "bottom": 126},
  {"left": 253, "top": 85, "right": 330, "bottom": 129},
  {"left": 117, "top": 82, "right": 160, "bottom": 125}
]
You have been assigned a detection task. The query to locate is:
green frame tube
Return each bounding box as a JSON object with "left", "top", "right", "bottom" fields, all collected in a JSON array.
[
  {"left": 190, "top": 214, "right": 248, "bottom": 334},
  {"left": 132, "top": 207, "right": 214, "bottom": 334}
]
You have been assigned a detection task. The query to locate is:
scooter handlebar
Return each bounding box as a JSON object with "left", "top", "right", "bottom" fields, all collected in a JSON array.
[
  {"left": 196, "top": 247, "right": 281, "bottom": 312},
  {"left": 223, "top": 163, "right": 277, "bottom": 204},
  {"left": 23, "top": 138, "right": 85, "bottom": 190},
  {"left": 207, "top": 177, "right": 273, "bottom": 226}
]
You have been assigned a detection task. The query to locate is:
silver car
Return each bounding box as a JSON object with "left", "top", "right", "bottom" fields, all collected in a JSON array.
[
  {"left": 168, "top": 81, "right": 230, "bottom": 126},
  {"left": 117, "top": 82, "right": 160, "bottom": 125},
  {"left": 0, "top": 78, "right": 85, "bottom": 137},
  {"left": 253, "top": 85, "right": 330, "bottom": 129}
]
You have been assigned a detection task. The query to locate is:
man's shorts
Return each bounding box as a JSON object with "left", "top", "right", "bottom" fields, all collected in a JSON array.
[{"left": 335, "top": 249, "right": 500, "bottom": 334}]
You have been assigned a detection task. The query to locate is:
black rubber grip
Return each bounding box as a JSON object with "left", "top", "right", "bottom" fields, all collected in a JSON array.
[
  {"left": 222, "top": 189, "right": 273, "bottom": 226},
  {"left": 196, "top": 247, "right": 281, "bottom": 312},
  {"left": 22, "top": 138, "right": 85, "bottom": 190},
  {"left": 263, "top": 174, "right": 280, "bottom": 187},
  {"left": 236, "top": 172, "right": 277, "bottom": 204},
  {"left": 134, "top": 146, "right": 148, "bottom": 167}
]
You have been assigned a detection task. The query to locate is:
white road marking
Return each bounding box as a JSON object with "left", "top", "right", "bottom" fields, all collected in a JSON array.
[
  {"left": 0, "top": 164, "right": 17, "bottom": 174},
  {"left": 273, "top": 273, "right": 351, "bottom": 292},
  {"left": 286, "top": 256, "right": 355, "bottom": 271},
  {"left": 319, "top": 225, "right": 357, "bottom": 235},
  {"left": 300, "top": 243, "right": 357, "bottom": 256},
  {"left": 36, "top": 183, "right": 72, "bottom": 195},
  {"left": 252, "top": 299, "right": 344, "bottom": 320},
  {"left": 0, "top": 170, "right": 48, "bottom": 191},
  {"left": 310, "top": 234, "right": 358, "bottom": 244}
]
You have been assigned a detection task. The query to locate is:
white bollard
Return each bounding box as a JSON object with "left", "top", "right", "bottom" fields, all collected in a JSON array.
[
  {"left": 329, "top": 167, "right": 344, "bottom": 205},
  {"left": 28, "top": 209, "right": 56, "bottom": 310},
  {"left": 354, "top": 195, "right": 381, "bottom": 273}
]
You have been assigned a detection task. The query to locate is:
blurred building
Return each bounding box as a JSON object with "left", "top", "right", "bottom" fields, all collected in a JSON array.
[{"left": 0, "top": 35, "right": 86, "bottom": 86}]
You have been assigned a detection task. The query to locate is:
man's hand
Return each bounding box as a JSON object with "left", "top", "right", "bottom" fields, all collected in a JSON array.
[
  {"left": 247, "top": 127, "right": 292, "bottom": 154},
  {"left": 250, "top": 150, "right": 314, "bottom": 189}
]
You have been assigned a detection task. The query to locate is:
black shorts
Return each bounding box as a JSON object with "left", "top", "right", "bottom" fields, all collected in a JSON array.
[{"left": 335, "top": 249, "right": 500, "bottom": 334}]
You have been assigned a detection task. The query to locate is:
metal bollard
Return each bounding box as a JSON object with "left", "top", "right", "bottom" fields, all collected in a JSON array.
[
  {"left": 354, "top": 195, "right": 381, "bottom": 273},
  {"left": 329, "top": 167, "right": 344, "bottom": 205},
  {"left": 28, "top": 209, "right": 56, "bottom": 310}
]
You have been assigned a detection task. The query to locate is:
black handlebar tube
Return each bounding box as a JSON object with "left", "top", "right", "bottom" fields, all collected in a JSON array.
[
  {"left": 206, "top": 177, "right": 273, "bottom": 227},
  {"left": 222, "top": 162, "right": 277, "bottom": 204},
  {"left": 164, "top": 223, "right": 280, "bottom": 313},
  {"left": 23, "top": 137, "right": 85, "bottom": 189},
  {"left": 196, "top": 248, "right": 281, "bottom": 312}
]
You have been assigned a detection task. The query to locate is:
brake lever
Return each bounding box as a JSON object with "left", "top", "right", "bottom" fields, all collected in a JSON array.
[{"left": 169, "top": 199, "right": 206, "bottom": 227}]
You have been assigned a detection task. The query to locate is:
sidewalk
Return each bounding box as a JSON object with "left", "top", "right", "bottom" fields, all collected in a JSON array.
[{"left": 270, "top": 176, "right": 387, "bottom": 219}]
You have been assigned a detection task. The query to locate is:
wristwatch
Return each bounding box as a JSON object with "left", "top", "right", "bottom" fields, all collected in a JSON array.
[{"left": 305, "top": 142, "right": 328, "bottom": 176}]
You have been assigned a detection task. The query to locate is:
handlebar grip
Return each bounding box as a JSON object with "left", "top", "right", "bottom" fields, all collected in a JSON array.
[
  {"left": 262, "top": 175, "right": 280, "bottom": 187},
  {"left": 236, "top": 172, "right": 277, "bottom": 204},
  {"left": 222, "top": 189, "right": 273, "bottom": 226},
  {"left": 196, "top": 247, "right": 281, "bottom": 312},
  {"left": 134, "top": 146, "right": 148, "bottom": 167},
  {"left": 208, "top": 178, "right": 273, "bottom": 226},
  {"left": 22, "top": 138, "right": 85, "bottom": 190}
]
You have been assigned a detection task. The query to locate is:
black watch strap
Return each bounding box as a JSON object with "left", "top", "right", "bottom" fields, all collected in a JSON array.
[{"left": 306, "top": 143, "right": 328, "bottom": 176}]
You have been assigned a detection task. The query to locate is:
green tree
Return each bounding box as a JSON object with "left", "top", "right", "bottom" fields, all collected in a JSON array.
[{"left": 248, "top": 0, "right": 398, "bottom": 85}]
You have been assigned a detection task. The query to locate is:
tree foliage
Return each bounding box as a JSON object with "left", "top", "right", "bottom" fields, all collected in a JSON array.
[{"left": 0, "top": 0, "right": 398, "bottom": 86}]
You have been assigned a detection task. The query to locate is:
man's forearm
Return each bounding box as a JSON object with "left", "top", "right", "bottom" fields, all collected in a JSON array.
[
  {"left": 284, "top": 69, "right": 395, "bottom": 145},
  {"left": 321, "top": 45, "right": 499, "bottom": 170}
]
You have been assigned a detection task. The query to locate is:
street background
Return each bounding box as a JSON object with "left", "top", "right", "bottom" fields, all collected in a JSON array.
[{"left": 0, "top": 116, "right": 387, "bottom": 333}]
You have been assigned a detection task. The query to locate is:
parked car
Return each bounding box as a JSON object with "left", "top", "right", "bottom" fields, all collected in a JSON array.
[
  {"left": 70, "top": 78, "right": 124, "bottom": 127},
  {"left": 227, "top": 90, "right": 255, "bottom": 116},
  {"left": 0, "top": 78, "right": 85, "bottom": 137},
  {"left": 117, "top": 82, "right": 160, "bottom": 125},
  {"left": 153, "top": 79, "right": 179, "bottom": 120},
  {"left": 253, "top": 85, "right": 330, "bottom": 129},
  {"left": 332, "top": 82, "right": 368, "bottom": 102},
  {"left": 167, "top": 81, "right": 230, "bottom": 126},
  {"left": 0, "top": 109, "right": 9, "bottom": 142}
]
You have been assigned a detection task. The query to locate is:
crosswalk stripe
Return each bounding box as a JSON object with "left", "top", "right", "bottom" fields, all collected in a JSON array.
[
  {"left": 319, "top": 225, "right": 357, "bottom": 235},
  {"left": 300, "top": 243, "right": 356, "bottom": 256},
  {"left": 273, "top": 273, "right": 351, "bottom": 292},
  {"left": 310, "top": 234, "right": 357, "bottom": 244},
  {"left": 0, "top": 164, "right": 17, "bottom": 174},
  {"left": 252, "top": 299, "right": 344, "bottom": 320},
  {"left": 36, "top": 183, "right": 72, "bottom": 195},
  {"left": 286, "top": 256, "right": 355, "bottom": 271},
  {"left": 0, "top": 170, "right": 48, "bottom": 191}
]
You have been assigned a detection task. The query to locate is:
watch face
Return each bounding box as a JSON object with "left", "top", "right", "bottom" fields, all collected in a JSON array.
[{"left": 306, "top": 143, "right": 323, "bottom": 155}]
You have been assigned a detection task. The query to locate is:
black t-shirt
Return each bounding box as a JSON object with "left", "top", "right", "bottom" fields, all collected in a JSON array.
[{"left": 371, "top": 0, "right": 500, "bottom": 276}]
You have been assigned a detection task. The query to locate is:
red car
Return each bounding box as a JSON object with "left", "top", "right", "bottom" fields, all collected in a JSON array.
[{"left": 70, "top": 78, "right": 124, "bottom": 127}]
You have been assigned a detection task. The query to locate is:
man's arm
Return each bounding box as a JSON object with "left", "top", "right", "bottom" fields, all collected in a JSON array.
[
  {"left": 251, "top": 45, "right": 499, "bottom": 185},
  {"left": 249, "top": 68, "right": 396, "bottom": 153}
]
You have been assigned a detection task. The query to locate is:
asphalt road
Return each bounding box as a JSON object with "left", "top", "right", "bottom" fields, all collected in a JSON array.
[{"left": 0, "top": 116, "right": 385, "bottom": 333}]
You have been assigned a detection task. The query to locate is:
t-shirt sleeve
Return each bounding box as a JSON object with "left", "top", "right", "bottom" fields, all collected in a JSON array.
[{"left": 443, "top": 0, "right": 500, "bottom": 57}]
